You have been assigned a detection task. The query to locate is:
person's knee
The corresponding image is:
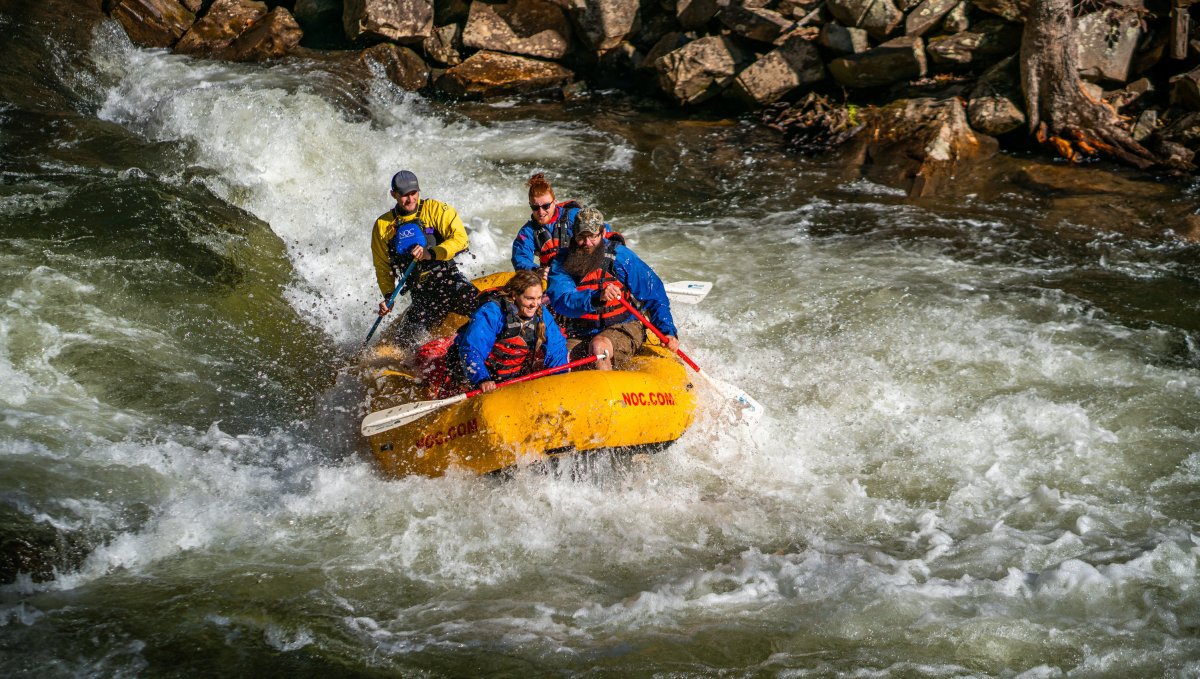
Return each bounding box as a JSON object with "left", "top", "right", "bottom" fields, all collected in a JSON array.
[{"left": 590, "top": 336, "right": 614, "bottom": 370}]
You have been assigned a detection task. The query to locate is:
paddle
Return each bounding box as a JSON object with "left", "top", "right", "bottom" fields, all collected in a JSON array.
[
  {"left": 363, "top": 260, "right": 417, "bottom": 347},
  {"left": 663, "top": 280, "right": 712, "bottom": 305},
  {"left": 617, "top": 297, "right": 764, "bottom": 422},
  {"left": 360, "top": 350, "right": 608, "bottom": 436}
]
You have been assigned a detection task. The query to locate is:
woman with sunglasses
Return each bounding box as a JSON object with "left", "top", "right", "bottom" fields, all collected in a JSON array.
[{"left": 510, "top": 173, "right": 611, "bottom": 277}]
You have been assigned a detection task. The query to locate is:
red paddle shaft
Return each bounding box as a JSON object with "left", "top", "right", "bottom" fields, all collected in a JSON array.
[
  {"left": 616, "top": 297, "right": 698, "bottom": 371},
  {"left": 463, "top": 351, "right": 604, "bottom": 398}
]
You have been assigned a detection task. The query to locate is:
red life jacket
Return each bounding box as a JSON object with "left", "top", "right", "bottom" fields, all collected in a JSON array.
[
  {"left": 564, "top": 239, "right": 637, "bottom": 335},
  {"left": 533, "top": 200, "right": 583, "bottom": 267},
  {"left": 484, "top": 295, "right": 544, "bottom": 379}
]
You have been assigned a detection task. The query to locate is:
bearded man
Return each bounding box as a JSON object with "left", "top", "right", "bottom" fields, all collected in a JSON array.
[{"left": 546, "top": 207, "right": 679, "bottom": 370}]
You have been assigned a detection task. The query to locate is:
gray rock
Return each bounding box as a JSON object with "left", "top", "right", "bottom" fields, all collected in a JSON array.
[
  {"left": 344, "top": 0, "right": 433, "bottom": 44},
  {"left": 1075, "top": 9, "right": 1141, "bottom": 83},
  {"left": 1131, "top": 109, "right": 1156, "bottom": 142},
  {"left": 655, "top": 35, "right": 747, "bottom": 105},
  {"left": 819, "top": 21, "right": 870, "bottom": 54},
  {"left": 926, "top": 19, "right": 1021, "bottom": 71},
  {"left": 829, "top": 35, "right": 926, "bottom": 88},
  {"left": 972, "top": 0, "right": 1027, "bottom": 22},
  {"left": 1170, "top": 67, "right": 1200, "bottom": 110},
  {"left": 424, "top": 23, "right": 463, "bottom": 66},
  {"left": 776, "top": 0, "right": 820, "bottom": 19},
  {"left": 719, "top": 4, "right": 794, "bottom": 44},
  {"left": 462, "top": 0, "right": 572, "bottom": 60},
  {"left": 729, "top": 33, "right": 825, "bottom": 105},
  {"left": 568, "top": 0, "right": 640, "bottom": 51},
  {"left": 294, "top": 0, "right": 342, "bottom": 26},
  {"left": 676, "top": 0, "right": 724, "bottom": 29},
  {"left": 640, "top": 31, "right": 689, "bottom": 69},
  {"left": 826, "top": 0, "right": 903, "bottom": 40},
  {"left": 941, "top": 0, "right": 969, "bottom": 33},
  {"left": 967, "top": 57, "right": 1025, "bottom": 135},
  {"left": 905, "top": 0, "right": 957, "bottom": 37}
]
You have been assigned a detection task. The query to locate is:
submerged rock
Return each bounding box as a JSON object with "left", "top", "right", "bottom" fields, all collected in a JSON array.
[{"left": 839, "top": 97, "right": 999, "bottom": 198}]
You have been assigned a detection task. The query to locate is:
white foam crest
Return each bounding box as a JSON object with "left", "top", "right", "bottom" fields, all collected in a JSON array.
[
  {"left": 91, "top": 35, "right": 609, "bottom": 344},
  {"left": 47, "top": 423, "right": 325, "bottom": 588}
]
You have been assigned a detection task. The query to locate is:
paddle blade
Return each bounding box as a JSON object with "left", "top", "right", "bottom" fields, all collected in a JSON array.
[
  {"left": 664, "top": 280, "right": 713, "bottom": 305},
  {"left": 360, "top": 393, "right": 467, "bottom": 436},
  {"left": 698, "top": 369, "right": 765, "bottom": 423}
]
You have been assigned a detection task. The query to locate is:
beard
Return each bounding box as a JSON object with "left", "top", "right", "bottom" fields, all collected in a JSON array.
[{"left": 561, "top": 240, "right": 608, "bottom": 281}]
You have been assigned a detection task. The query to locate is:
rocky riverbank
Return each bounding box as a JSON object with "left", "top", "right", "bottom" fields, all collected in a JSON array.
[{"left": 97, "top": 0, "right": 1200, "bottom": 209}]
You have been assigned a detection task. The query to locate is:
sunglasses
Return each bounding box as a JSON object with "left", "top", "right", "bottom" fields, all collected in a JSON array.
[{"left": 529, "top": 201, "right": 554, "bottom": 212}]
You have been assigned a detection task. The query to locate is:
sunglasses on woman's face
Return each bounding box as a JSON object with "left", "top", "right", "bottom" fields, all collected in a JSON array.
[{"left": 530, "top": 201, "right": 554, "bottom": 212}]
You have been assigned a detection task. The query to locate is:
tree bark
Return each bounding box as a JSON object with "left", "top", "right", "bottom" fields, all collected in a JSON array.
[{"left": 1019, "top": 0, "right": 1160, "bottom": 169}]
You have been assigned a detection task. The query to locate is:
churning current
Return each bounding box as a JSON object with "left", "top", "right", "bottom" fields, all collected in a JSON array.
[{"left": 1, "top": 15, "right": 1199, "bottom": 678}]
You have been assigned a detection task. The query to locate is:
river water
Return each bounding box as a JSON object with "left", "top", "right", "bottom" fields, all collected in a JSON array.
[{"left": 3, "top": 4, "right": 1200, "bottom": 677}]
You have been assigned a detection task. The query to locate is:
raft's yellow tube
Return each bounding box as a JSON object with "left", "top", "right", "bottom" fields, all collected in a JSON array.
[{"left": 367, "top": 345, "right": 695, "bottom": 478}]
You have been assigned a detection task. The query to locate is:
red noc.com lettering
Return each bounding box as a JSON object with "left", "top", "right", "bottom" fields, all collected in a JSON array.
[
  {"left": 621, "top": 391, "right": 676, "bottom": 406},
  {"left": 417, "top": 419, "right": 480, "bottom": 449}
]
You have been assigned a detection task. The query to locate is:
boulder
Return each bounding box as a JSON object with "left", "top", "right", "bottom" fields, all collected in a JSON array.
[
  {"left": 676, "top": 0, "right": 724, "bottom": 30},
  {"left": 213, "top": 6, "right": 303, "bottom": 60},
  {"left": 435, "top": 0, "right": 473, "bottom": 24},
  {"left": 1108, "top": 77, "right": 1153, "bottom": 110},
  {"left": 926, "top": 19, "right": 1021, "bottom": 71},
  {"left": 462, "top": 0, "right": 572, "bottom": 60},
  {"left": 655, "top": 35, "right": 748, "bottom": 105},
  {"left": 174, "top": 0, "right": 267, "bottom": 55},
  {"left": 1075, "top": 9, "right": 1140, "bottom": 83},
  {"left": 294, "top": 0, "right": 342, "bottom": 26},
  {"left": 966, "top": 56, "right": 1024, "bottom": 135},
  {"left": 818, "top": 21, "right": 870, "bottom": 54},
  {"left": 776, "top": 0, "right": 820, "bottom": 19},
  {"left": 942, "top": 1, "right": 969, "bottom": 32},
  {"left": 729, "top": 34, "right": 825, "bottom": 105},
  {"left": 109, "top": 0, "right": 196, "bottom": 47},
  {"left": 839, "top": 97, "right": 999, "bottom": 197},
  {"left": 1170, "top": 67, "right": 1200, "bottom": 110},
  {"left": 568, "top": 0, "right": 640, "bottom": 51},
  {"left": 359, "top": 42, "right": 430, "bottom": 90},
  {"left": 343, "top": 0, "right": 433, "bottom": 44},
  {"left": 436, "top": 50, "right": 574, "bottom": 98},
  {"left": 424, "top": 23, "right": 463, "bottom": 66},
  {"left": 829, "top": 35, "right": 926, "bottom": 88},
  {"left": 719, "top": 4, "right": 794, "bottom": 44},
  {"left": 972, "top": 0, "right": 1027, "bottom": 22},
  {"left": 826, "top": 0, "right": 903, "bottom": 40},
  {"left": 905, "top": 0, "right": 957, "bottom": 37},
  {"left": 1131, "top": 109, "right": 1156, "bottom": 142},
  {"left": 640, "top": 31, "right": 689, "bottom": 69}
]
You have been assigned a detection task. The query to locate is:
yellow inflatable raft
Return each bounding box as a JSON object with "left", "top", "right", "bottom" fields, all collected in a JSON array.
[{"left": 361, "top": 274, "right": 697, "bottom": 478}]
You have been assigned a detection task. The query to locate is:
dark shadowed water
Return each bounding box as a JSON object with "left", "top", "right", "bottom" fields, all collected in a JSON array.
[{"left": 2, "top": 2, "right": 1200, "bottom": 676}]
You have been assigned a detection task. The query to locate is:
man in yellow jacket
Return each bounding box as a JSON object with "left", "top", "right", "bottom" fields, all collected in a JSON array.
[{"left": 371, "top": 170, "right": 479, "bottom": 347}]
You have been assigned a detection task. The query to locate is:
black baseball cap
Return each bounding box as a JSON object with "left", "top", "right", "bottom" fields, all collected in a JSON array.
[{"left": 391, "top": 170, "right": 420, "bottom": 194}]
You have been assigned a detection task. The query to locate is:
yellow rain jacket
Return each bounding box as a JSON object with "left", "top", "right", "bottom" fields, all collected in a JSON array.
[{"left": 370, "top": 198, "right": 469, "bottom": 297}]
